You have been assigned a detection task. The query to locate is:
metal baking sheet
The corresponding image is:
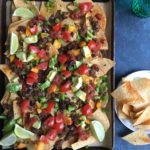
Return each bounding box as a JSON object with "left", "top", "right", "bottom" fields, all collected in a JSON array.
[{"left": 0, "top": 0, "right": 115, "bottom": 149}]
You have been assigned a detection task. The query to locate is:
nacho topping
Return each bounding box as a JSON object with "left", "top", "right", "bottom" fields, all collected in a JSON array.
[{"left": 0, "top": 0, "right": 114, "bottom": 149}]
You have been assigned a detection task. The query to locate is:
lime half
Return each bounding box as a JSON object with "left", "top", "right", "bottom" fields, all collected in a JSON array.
[
  {"left": 24, "top": 35, "right": 38, "bottom": 44},
  {"left": 13, "top": 8, "right": 34, "bottom": 19},
  {"left": 10, "top": 33, "right": 19, "bottom": 55},
  {"left": 0, "top": 133, "right": 17, "bottom": 147},
  {"left": 14, "top": 124, "right": 35, "bottom": 139},
  {"left": 90, "top": 120, "right": 105, "bottom": 142}
]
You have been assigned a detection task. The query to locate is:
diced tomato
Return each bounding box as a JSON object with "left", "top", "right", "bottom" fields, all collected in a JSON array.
[
  {"left": 40, "top": 135, "right": 49, "bottom": 144},
  {"left": 37, "top": 49, "right": 47, "bottom": 59},
  {"left": 58, "top": 54, "right": 68, "bottom": 64},
  {"left": 14, "top": 59, "right": 23, "bottom": 68},
  {"left": 26, "top": 77, "right": 36, "bottom": 86},
  {"left": 25, "top": 117, "right": 38, "bottom": 129},
  {"left": 48, "top": 83, "right": 57, "bottom": 94},
  {"left": 82, "top": 104, "right": 93, "bottom": 116},
  {"left": 37, "top": 15, "right": 45, "bottom": 21},
  {"left": 86, "top": 93, "right": 94, "bottom": 100},
  {"left": 88, "top": 40, "right": 97, "bottom": 50},
  {"left": 37, "top": 62, "right": 48, "bottom": 70},
  {"left": 70, "top": 11, "right": 83, "bottom": 19},
  {"left": 95, "top": 13, "right": 102, "bottom": 20},
  {"left": 77, "top": 64, "right": 89, "bottom": 75},
  {"left": 27, "top": 72, "right": 38, "bottom": 80},
  {"left": 26, "top": 71, "right": 38, "bottom": 85},
  {"left": 60, "top": 81, "right": 71, "bottom": 92},
  {"left": 53, "top": 75, "right": 62, "bottom": 85},
  {"left": 30, "top": 25, "right": 38, "bottom": 35},
  {"left": 52, "top": 22, "right": 62, "bottom": 32},
  {"left": 46, "top": 129, "right": 57, "bottom": 140},
  {"left": 62, "top": 70, "right": 71, "bottom": 78},
  {"left": 50, "top": 31, "right": 62, "bottom": 39},
  {"left": 29, "top": 45, "right": 39, "bottom": 53},
  {"left": 20, "top": 99, "right": 30, "bottom": 115},
  {"left": 78, "top": 2, "right": 93, "bottom": 14},
  {"left": 62, "top": 31, "right": 71, "bottom": 42},
  {"left": 44, "top": 116, "right": 55, "bottom": 127},
  {"left": 43, "top": 101, "right": 55, "bottom": 114},
  {"left": 53, "top": 123, "right": 64, "bottom": 132},
  {"left": 55, "top": 112, "right": 65, "bottom": 124}
]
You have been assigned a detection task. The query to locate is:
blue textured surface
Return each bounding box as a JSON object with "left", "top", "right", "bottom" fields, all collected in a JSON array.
[{"left": 115, "top": 0, "right": 150, "bottom": 150}]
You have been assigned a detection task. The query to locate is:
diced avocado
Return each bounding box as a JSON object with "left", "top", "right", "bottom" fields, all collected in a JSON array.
[
  {"left": 33, "top": 120, "right": 41, "bottom": 129},
  {"left": 16, "top": 51, "right": 27, "bottom": 62},
  {"left": 72, "top": 77, "right": 83, "bottom": 91},
  {"left": 24, "top": 35, "right": 38, "bottom": 44},
  {"left": 75, "top": 61, "right": 82, "bottom": 68},
  {"left": 76, "top": 90, "right": 86, "bottom": 101},
  {"left": 82, "top": 46, "right": 91, "bottom": 58},
  {"left": 47, "top": 70, "right": 57, "bottom": 82}
]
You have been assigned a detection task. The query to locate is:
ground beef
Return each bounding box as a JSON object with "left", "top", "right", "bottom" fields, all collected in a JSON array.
[
  {"left": 16, "top": 26, "right": 26, "bottom": 32},
  {"left": 49, "top": 10, "right": 69, "bottom": 25},
  {"left": 90, "top": 18, "right": 100, "bottom": 32},
  {"left": 53, "top": 140, "right": 64, "bottom": 150},
  {"left": 58, "top": 41, "right": 79, "bottom": 52}
]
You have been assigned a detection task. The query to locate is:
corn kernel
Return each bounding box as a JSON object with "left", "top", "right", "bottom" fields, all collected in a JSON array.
[
  {"left": 36, "top": 142, "right": 45, "bottom": 150},
  {"left": 36, "top": 101, "right": 41, "bottom": 109},
  {"left": 37, "top": 109, "right": 42, "bottom": 114},
  {"left": 31, "top": 67, "right": 39, "bottom": 73},
  {"left": 9, "top": 55, "right": 15, "bottom": 62},
  {"left": 60, "top": 65, "right": 66, "bottom": 71},
  {"left": 17, "top": 143, "right": 27, "bottom": 149},
  {"left": 68, "top": 26, "right": 76, "bottom": 32},
  {"left": 53, "top": 40, "right": 61, "bottom": 49},
  {"left": 96, "top": 101, "right": 102, "bottom": 109},
  {"left": 79, "top": 41, "right": 86, "bottom": 48},
  {"left": 26, "top": 28, "right": 31, "bottom": 36},
  {"left": 85, "top": 119, "right": 90, "bottom": 124},
  {"left": 68, "top": 49, "right": 80, "bottom": 56}
]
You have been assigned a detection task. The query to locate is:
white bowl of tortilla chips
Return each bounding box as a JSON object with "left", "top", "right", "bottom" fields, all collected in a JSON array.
[{"left": 112, "top": 71, "right": 150, "bottom": 145}]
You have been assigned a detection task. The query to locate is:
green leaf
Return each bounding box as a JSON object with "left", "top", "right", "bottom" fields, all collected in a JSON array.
[
  {"left": 60, "top": 94, "right": 67, "bottom": 101},
  {"left": 49, "top": 55, "right": 58, "bottom": 69},
  {"left": 38, "top": 81, "right": 51, "bottom": 91},
  {"left": 68, "top": 105, "right": 75, "bottom": 112},
  {"left": 2, "top": 120, "right": 15, "bottom": 134},
  {"left": 6, "top": 83, "right": 21, "bottom": 93},
  {"left": 39, "top": 96, "right": 47, "bottom": 103}
]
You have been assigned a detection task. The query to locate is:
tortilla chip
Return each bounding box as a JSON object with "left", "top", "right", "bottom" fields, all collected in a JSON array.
[
  {"left": 117, "top": 103, "right": 127, "bottom": 119},
  {"left": 62, "top": 137, "right": 76, "bottom": 149},
  {"left": 131, "top": 78, "right": 150, "bottom": 101},
  {"left": 134, "top": 110, "right": 144, "bottom": 118},
  {"left": 91, "top": 4, "right": 106, "bottom": 31},
  {"left": 132, "top": 101, "right": 150, "bottom": 112},
  {"left": 122, "top": 104, "right": 132, "bottom": 117},
  {"left": 122, "top": 130, "right": 150, "bottom": 145},
  {"left": 13, "top": 100, "right": 21, "bottom": 119},
  {"left": 91, "top": 108, "right": 110, "bottom": 131},
  {"left": 13, "top": 0, "right": 35, "bottom": 8},
  {"left": 84, "top": 57, "right": 115, "bottom": 77},
  {"left": 135, "top": 125, "right": 150, "bottom": 130},
  {"left": 71, "top": 136, "right": 97, "bottom": 150},
  {"left": 96, "top": 31, "right": 108, "bottom": 50},
  {"left": 47, "top": 43, "right": 58, "bottom": 58},
  {"left": 133, "top": 105, "right": 150, "bottom": 126},
  {"left": 111, "top": 81, "right": 144, "bottom": 104},
  {"left": 0, "top": 64, "right": 16, "bottom": 82},
  {"left": 1, "top": 91, "right": 10, "bottom": 105}
]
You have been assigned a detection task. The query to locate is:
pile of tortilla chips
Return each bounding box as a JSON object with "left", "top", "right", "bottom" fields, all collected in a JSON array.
[{"left": 112, "top": 78, "right": 150, "bottom": 145}]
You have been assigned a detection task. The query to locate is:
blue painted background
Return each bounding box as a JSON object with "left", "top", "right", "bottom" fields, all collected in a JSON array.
[{"left": 115, "top": 0, "right": 150, "bottom": 150}]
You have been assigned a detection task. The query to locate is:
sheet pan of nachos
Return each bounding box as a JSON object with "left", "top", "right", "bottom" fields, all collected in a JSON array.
[{"left": 0, "top": 0, "right": 115, "bottom": 149}]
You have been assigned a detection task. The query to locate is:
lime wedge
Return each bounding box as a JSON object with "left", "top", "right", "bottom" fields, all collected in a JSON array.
[
  {"left": 14, "top": 124, "right": 35, "bottom": 139},
  {"left": 24, "top": 35, "right": 38, "bottom": 44},
  {"left": 90, "top": 120, "right": 105, "bottom": 142},
  {"left": 0, "top": 133, "right": 17, "bottom": 146},
  {"left": 13, "top": 8, "right": 34, "bottom": 19},
  {"left": 10, "top": 33, "right": 19, "bottom": 55}
]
